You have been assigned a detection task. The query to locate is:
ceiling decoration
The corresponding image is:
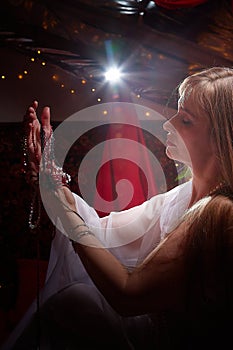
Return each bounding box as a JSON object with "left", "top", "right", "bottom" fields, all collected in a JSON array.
[
  {"left": 0, "top": 0, "right": 233, "bottom": 107},
  {"left": 152, "top": 0, "right": 209, "bottom": 9}
]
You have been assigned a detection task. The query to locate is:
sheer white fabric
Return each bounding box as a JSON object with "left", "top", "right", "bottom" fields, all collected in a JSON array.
[{"left": 2, "top": 180, "right": 192, "bottom": 350}]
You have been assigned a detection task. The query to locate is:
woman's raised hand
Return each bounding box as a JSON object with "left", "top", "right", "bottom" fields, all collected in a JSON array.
[{"left": 23, "top": 100, "right": 52, "bottom": 185}]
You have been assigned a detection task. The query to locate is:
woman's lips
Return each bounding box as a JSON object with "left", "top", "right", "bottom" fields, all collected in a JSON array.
[{"left": 166, "top": 139, "right": 176, "bottom": 147}]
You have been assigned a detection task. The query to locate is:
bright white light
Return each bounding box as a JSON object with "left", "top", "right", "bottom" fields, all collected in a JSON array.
[{"left": 104, "top": 67, "right": 122, "bottom": 82}]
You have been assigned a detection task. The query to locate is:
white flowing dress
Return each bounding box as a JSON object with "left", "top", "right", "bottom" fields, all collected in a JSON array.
[{"left": 2, "top": 180, "right": 192, "bottom": 349}]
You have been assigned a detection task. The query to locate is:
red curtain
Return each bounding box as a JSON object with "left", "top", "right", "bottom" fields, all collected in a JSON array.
[
  {"left": 94, "top": 108, "right": 158, "bottom": 217},
  {"left": 154, "top": 0, "right": 208, "bottom": 9}
]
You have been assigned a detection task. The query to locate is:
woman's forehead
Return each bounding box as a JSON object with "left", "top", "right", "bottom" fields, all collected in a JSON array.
[
  {"left": 178, "top": 94, "right": 195, "bottom": 111},
  {"left": 178, "top": 93, "right": 207, "bottom": 120}
]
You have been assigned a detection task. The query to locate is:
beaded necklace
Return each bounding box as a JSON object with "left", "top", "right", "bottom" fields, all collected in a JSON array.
[{"left": 206, "top": 182, "right": 225, "bottom": 197}]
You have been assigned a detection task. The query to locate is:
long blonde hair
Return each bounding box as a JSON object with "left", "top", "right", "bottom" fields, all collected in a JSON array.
[
  {"left": 183, "top": 194, "right": 233, "bottom": 307},
  {"left": 178, "top": 68, "right": 233, "bottom": 310},
  {"left": 178, "top": 67, "right": 233, "bottom": 192}
]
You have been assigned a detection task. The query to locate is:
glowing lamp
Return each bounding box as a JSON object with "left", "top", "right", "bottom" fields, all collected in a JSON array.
[{"left": 104, "top": 67, "right": 122, "bottom": 82}]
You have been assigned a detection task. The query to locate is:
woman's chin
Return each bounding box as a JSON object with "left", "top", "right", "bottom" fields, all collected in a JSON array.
[
  {"left": 165, "top": 148, "right": 191, "bottom": 167},
  {"left": 165, "top": 148, "right": 177, "bottom": 161}
]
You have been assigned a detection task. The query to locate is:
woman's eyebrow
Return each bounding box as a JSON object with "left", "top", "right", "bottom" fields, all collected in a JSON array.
[{"left": 180, "top": 107, "right": 196, "bottom": 119}]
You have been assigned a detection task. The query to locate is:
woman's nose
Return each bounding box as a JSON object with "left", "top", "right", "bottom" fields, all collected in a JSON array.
[
  {"left": 163, "top": 113, "right": 178, "bottom": 132},
  {"left": 163, "top": 119, "right": 172, "bottom": 132}
]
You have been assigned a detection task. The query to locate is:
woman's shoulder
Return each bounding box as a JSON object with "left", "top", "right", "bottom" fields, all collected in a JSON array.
[{"left": 150, "top": 180, "right": 192, "bottom": 202}]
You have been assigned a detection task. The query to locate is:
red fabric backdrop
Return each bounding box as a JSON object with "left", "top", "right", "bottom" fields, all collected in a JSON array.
[{"left": 95, "top": 112, "right": 158, "bottom": 217}]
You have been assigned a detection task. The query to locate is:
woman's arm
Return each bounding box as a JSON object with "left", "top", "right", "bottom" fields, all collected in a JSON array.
[{"left": 49, "top": 186, "right": 187, "bottom": 317}]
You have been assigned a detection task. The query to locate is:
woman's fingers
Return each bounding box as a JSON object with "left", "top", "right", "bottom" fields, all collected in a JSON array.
[
  {"left": 23, "top": 101, "right": 53, "bottom": 177},
  {"left": 24, "top": 102, "right": 40, "bottom": 145},
  {"left": 32, "top": 100, "right": 38, "bottom": 110},
  {"left": 23, "top": 101, "right": 42, "bottom": 177},
  {"left": 24, "top": 100, "right": 38, "bottom": 122},
  {"left": 41, "top": 106, "right": 51, "bottom": 129}
]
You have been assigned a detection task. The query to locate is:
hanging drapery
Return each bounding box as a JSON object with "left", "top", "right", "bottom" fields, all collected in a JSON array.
[{"left": 94, "top": 104, "right": 158, "bottom": 217}]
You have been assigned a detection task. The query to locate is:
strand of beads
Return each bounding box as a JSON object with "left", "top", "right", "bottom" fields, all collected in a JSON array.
[
  {"left": 22, "top": 119, "right": 72, "bottom": 231},
  {"left": 28, "top": 190, "right": 41, "bottom": 230},
  {"left": 21, "top": 124, "right": 41, "bottom": 231},
  {"left": 41, "top": 127, "right": 71, "bottom": 189},
  {"left": 21, "top": 134, "right": 30, "bottom": 176}
]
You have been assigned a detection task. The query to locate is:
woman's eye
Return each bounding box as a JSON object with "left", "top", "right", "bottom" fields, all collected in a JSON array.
[{"left": 182, "top": 118, "right": 191, "bottom": 125}]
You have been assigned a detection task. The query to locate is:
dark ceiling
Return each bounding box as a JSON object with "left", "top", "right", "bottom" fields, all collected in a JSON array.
[{"left": 1, "top": 0, "right": 233, "bottom": 109}]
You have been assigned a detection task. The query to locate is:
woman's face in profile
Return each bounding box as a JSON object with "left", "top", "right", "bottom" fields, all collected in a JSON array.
[{"left": 163, "top": 94, "right": 216, "bottom": 171}]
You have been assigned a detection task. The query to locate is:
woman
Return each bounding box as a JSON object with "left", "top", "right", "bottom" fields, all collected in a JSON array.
[{"left": 4, "top": 66, "right": 233, "bottom": 349}]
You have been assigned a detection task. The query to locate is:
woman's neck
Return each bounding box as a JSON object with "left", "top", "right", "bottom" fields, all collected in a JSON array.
[
  {"left": 187, "top": 157, "right": 223, "bottom": 207},
  {"left": 188, "top": 175, "right": 223, "bottom": 208}
]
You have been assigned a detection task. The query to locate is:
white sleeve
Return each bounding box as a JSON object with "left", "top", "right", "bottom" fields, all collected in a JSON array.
[
  {"left": 73, "top": 191, "right": 166, "bottom": 267},
  {"left": 46, "top": 180, "right": 192, "bottom": 286},
  {"left": 73, "top": 180, "right": 192, "bottom": 249},
  {"left": 41, "top": 190, "right": 166, "bottom": 301}
]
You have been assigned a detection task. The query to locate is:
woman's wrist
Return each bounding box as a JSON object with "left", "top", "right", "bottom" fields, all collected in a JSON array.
[
  {"left": 68, "top": 223, "right": 94, "bottom": 242},
  {"left": 39, "top": 163, "right": 71, "bottom": 191}
]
